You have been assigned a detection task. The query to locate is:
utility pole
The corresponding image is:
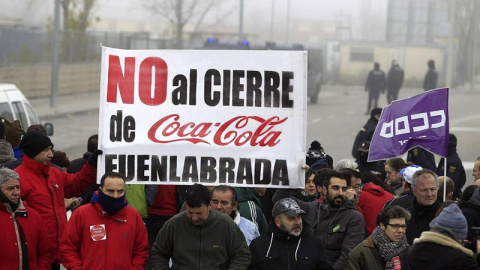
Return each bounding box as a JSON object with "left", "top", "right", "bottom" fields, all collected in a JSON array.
[
  {"left": 446, "top": 0, "right": 455, "bottom": 88},
  {"left": 269, "top": 0, "right": 275, "bottom": 41},
  {"left": 239, "top": 0, "right": 244, "bottom": 40},
  {"left": 285, "top": 0, "right": 290, "bottom": 44},
  {"left": 50, "top": 0, "right": 60, "bottom": 108},
  {"left": 471, "top": 0, "right": 478, "bottom": 91}
]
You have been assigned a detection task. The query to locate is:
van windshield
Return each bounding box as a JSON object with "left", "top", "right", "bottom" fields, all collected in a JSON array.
[
  {"left": 12, "top": 101, "right": 28, "bottom": 131},
  {"left": 0, "top": 102, "right": 13, "bottom": 121}
]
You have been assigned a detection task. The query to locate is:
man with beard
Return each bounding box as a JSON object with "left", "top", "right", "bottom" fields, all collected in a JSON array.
[
  {"left": 274, "top": 172, "right": 365, "bottom": 270},
  {"left": 249, "top": 198, "right": 333, "bottom": 270},
  {"left": 211, "top": 185, "right": 260, "bottom": 245},
  {"left": 60, "top": 172, "right": 149, "bottom": 269},
  {"left": 150, "top": 183, "right": 251, "bottom": 270}
]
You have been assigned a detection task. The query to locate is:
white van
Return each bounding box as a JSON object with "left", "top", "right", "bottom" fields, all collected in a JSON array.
[{"left": 0, "top": 83, "right": 52, "bottom": 134}]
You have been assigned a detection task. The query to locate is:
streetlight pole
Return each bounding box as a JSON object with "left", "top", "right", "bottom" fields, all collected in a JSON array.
[
  {"left": 285, "top": 0, "right": 290, "bottom": 44},
  {"left": 50, "top": 0, "right": 60, "bottom": 108},
  {"left": 239, "top": 0, "right": 244, "bottom": 40},
  {"left": 269, "top": 0, "right": 275, "bottom": 41}
]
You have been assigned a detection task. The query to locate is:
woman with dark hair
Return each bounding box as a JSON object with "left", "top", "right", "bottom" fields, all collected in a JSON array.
[
  {"left": 385, "top": 158, "right": 407, "bottom": 196},
  {"left": 347, "top": 206, "right": 410, "bottom": 270}
]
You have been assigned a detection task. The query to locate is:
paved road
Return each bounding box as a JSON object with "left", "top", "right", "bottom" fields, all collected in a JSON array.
[{"left": 37, "top": 85, "right": 480, "bottom": 180}]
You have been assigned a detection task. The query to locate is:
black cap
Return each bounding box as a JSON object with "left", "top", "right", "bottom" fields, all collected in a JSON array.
[{"left": 272, "top": 198, "right": 305, "bottom": 218}]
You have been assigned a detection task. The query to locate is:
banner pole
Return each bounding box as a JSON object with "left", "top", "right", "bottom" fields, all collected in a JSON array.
[{"left": 443, "top": 157, "right": 447, "bottom": 202}]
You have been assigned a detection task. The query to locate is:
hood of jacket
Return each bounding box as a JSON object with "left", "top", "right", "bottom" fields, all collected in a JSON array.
[
  {"left": 414, "top": 230, "right": 473, "bottom": 257},
  {"left": 361, "top": 183, "right": 386, "bottom": 196},
  {"left": 236, "top": 187, "right": 262, "bottom": 204},
  {"left": 267, "top": 217, "right": 311, "bottom": 241}
]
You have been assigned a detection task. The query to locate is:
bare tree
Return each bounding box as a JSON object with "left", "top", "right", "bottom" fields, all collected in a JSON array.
[{"left": 141, "top": 0, "right": 234, "bottom": 49}]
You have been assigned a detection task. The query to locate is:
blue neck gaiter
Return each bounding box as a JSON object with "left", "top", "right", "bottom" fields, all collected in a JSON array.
[{"left": 91, "top": 189, "right": 128, "bottom": 215}]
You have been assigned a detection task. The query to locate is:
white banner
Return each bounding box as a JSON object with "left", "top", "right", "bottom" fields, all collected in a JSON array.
[{"left": 97, "top": 47, "right": 307, "bottom": 188}]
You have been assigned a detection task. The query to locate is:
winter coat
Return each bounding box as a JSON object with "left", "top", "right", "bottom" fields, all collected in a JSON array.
[
  {"left": 386, "top": 65, "right": 404, "bottom": 92},
  {"left": 236, "top": 187, "right": 268, "bottom": 235},
  {"left": 423, "top": 68, "right": 438, "bottom": 91},
  {"left": 0, "top": 138, "right": 15, "bottom": 163},
  {"left": 357, "top": 183, "right": 394, "bottom": 235},
  {"left": 405, "top": 199, "right": 440, "bottom": 245},
  {"left": 365, "top": 69, "right": 386, "bottom": 92},
  {"left": 385, "top": 191, "right": 415, "bottom": 210},
  {"left": 351, "top": 117, "right": 378, "bottom": 160},
  {"left": 249, "top": 222, "right": 333, "bottom": 270},
  {"left": 460, "top": 193, "right": 480, "bottom": 252},
  {"left": 346, "top": 235, "right": 409, "bottom": 270},
  {"left": 15, "top": 154, "right": 97, "bottom": 261},
  {"left": 407, "top": 147, "right": 437, "bottom": 171},
  {"left": 150, "top": 209, "right": 251, "bottom": 270},
  {"left": 295, "top": 198, "right": 365, "bottom": 270},
  {"left": 125, "top": 184, "right": 147, "bottom": 218},
  {"left": 408, "top": 230, "right": 479, "bottom": 270},
  {"left": 436, "top": 148, "right": 466, "bottom": 200},
  {"left": 0, "top": 200, "right": 54, "bottom": 270},
  {"left": 59, "top": 202, "right": 149, "bottom": 270}
]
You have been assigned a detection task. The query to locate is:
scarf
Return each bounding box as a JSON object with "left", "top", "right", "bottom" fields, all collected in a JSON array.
[
  {"left": 371, "top": 226, "right": 409, "bottom": 270},
  {"left": 91, "top": 189, "right": 128, "bottom": 215},
  {"left": 300, "top": 190, "right": 318, "bottom": 202}
]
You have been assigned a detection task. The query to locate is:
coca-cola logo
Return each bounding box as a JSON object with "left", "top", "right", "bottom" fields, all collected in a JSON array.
[{"left": 147, "top": 114, "right": 287, "bottom": 147}]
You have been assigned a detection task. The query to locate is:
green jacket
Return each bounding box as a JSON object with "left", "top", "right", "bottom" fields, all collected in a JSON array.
[
  {"left": 235, "top": 187, "right": 267, "bottom": 235},
  {"left": 125, "top": 184, "right": 147, "bottom": 218},
  {"left": 150, "top": 209, "right": 251, "bottom": 270},
  {"left": 346, "top": 236, "right": 384, "bottom": 270}
]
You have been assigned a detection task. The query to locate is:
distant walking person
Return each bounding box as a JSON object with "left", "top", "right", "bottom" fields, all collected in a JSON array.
[
  {"left": 423, "top": 59, "right": 438, "bottom": 91},
  {"left": 386, "top": 60, "right": 404, "bottom": 104},
  {"left": 364, "top": 62, "right": 386, "bottom": 115}
]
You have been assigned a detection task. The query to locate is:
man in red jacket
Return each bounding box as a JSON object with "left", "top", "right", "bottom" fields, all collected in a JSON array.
[
  {"left": 14, "top": 131, "right": 100, "bottom": 269},
  {"left": 60, "top": 172, "right": 149, "bottom": 270},
  {"left": 0, "top": 167, "right": 54, "bottom": 269}
]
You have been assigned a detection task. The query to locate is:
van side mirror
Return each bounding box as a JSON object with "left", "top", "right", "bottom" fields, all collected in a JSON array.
[{"left": 44, "top": 123, "right": 54, "bottom": 136}]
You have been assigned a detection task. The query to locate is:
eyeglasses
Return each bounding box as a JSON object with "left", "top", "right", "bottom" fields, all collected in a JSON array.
[{"left": 387, "top": 223, "right": 407, "bottom": 230}]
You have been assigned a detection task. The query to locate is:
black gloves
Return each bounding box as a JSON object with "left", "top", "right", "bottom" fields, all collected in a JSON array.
[{"left": 88, "top": 149, "right": 103, "bottom": 167}]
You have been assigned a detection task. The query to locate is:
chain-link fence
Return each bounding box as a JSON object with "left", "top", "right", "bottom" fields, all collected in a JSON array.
[{"left": 0, "top": 28, "right": 176, "bottom": 98}]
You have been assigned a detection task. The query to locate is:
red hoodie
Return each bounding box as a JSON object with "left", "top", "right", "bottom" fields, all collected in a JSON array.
[{"left": 358, "top": 183, "right": 394, "bottom": 235}]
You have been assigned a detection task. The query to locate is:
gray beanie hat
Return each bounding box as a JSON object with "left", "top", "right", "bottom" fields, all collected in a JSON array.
[{"left": 430, "top": 203, "right": 468, "bottom": 240}]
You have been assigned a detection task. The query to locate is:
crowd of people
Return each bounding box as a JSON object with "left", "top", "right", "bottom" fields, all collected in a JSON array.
[{"left": 0, "top": 90, "right": 479, "bottom": 270}]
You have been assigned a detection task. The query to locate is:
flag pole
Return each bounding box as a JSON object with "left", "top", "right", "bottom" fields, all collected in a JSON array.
[{"left": 443, "top": 157, "right": 447, "bottom": 202}]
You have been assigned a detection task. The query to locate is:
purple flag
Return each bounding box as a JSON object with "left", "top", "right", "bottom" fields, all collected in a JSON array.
[{"left": 368, "top": 88, "right": 449, "bottom": 162}]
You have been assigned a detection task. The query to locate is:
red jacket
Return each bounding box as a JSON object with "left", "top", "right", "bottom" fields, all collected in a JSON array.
[
  {"left": 15, "top": 155, "right": 96, "bottom": 261},
  {"left": 60, "top": 202, "right": 149, "bottom": 270},
  {"left": 358, "top": 183, "right": 394, "bottom": 235},
  {"left": 0, "top": 201, "right": 54, "bottom": 269}
]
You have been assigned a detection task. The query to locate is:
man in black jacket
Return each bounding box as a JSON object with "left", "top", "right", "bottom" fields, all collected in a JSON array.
[
  {"left": 351, "top": 108, "right": 382, "bottom": 160},
  {"left": 436, "top": 133, "right": 466, "bottom": 200},
  {"left": 386, "top": 60, "right": 404, "bottom": 104},
  {"left": 364, "top": 62, "right": 386, "bottom": 115},
  {"left": 405, "top": 169, "right": 440, "bottom": 244},
  {"left": 249, "top": 198, "right": 333, "bottom": 270}
]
